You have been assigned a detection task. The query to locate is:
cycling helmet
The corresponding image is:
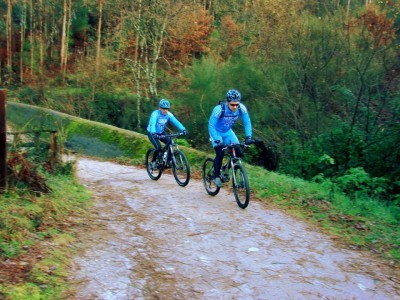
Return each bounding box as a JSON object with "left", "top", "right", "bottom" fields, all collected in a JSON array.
[
  {"left": 159, "top": 98, "right": 171, "bottom": 109},
  {"left": 226, "top": 89, "right": 241, "bottom": 102}
]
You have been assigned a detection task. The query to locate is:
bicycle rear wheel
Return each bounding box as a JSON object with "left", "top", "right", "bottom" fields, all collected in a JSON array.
[
  {"left": 232, "top": 164, "right": 250, "bottom": 209},
  {"left": 202, "top": 158, "right": 220, "bottom": 196},
  {"left": 172, "top": 150, "right": 190, "bottom": 187},
  {"left": 145, "top": 149, "right": 162, "bottom": 180}
]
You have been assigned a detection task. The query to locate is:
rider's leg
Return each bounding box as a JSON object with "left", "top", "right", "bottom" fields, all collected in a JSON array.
[
  {"left": 210, "top": 134, "right": 224, "bottom": 179},
  {"left": 213, "top": 145, "right": 225, "bottom": 178},
  {"left": 148, "top": 132, "right": 162, "bottom": 161},
  {"left": 159, "top": 135, "right": 171, "bottom": 159}
]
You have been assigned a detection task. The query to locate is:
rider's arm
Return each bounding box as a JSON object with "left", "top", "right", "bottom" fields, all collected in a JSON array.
[
  {"left": 147, "top": 110, "right": 159, "bottom": 134},
  {"left": 208, "top": 105, "right": 223, "bottom": 140},
  {"left": 167, "top": 112, "right": 186, "bottom": 132},
  {"left": 240, "top": 105, "right": 252, "bottom": 138}
]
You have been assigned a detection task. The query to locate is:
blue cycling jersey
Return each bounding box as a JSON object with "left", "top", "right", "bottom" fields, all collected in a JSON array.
[
  {"left": 147, "top": 109, "right": 185, "bottom": 134},
  {"left": 208, "top": 102, "right": 252, "bottom": 145}
]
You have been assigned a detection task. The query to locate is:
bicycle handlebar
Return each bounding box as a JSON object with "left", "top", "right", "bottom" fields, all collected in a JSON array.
[
  {"left": 220, "top": 139, "right": 255, "bottom": 151},
  {"left": 157, "top": 132, "right": 186, "bottom": 139}
]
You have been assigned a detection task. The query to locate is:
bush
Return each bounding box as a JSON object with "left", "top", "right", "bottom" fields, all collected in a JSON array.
[{"left": 335, "top": 167, "right": 391, "bottom": 201}]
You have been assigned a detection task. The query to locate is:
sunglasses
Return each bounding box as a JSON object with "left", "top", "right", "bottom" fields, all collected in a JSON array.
[{"left": 229, "top": 103, "right": 240, "bottom": 108}]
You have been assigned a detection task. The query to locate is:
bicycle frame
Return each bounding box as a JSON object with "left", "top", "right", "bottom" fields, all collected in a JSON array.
[
  {"left": 220, "top": 146, "right": 242, "bottom": 183},
  {"left": 145, "top": 132, "right": 190, "bottom": 187},
  {"left": 202, "top": 141, "right": 252, "bottom": 209},
  {"left": 160, "top": 134, "right": 182, "bottom": 169}
]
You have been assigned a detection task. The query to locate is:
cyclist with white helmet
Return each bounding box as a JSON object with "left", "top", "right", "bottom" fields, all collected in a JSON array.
[
  {"left": 208, "top": 89, "right": 253, "bottom": 187},
  {"left": 147, "top": 99, "right": 187, "bottom": 168}
]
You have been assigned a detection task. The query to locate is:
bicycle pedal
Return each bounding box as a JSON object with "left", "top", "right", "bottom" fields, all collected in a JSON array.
[{"left": 222, "top": 175, "right": 230, "bottom": 182}]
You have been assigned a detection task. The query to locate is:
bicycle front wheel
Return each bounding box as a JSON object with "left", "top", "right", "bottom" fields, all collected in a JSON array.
[
  {"left": 145, "top": 149, "right": 162, "bottom": 180},
  {"left": 232, "top": 164, "right": 250, "bottom": 209},
  {"left": 172, "top": 150, "right": 190, "bottom": 187},
  {"left": 202, "top": 158, "right": 220, "bottom": 196}
]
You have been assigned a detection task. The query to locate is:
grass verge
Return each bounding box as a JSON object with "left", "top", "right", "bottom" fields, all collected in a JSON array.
[
  {"left": 0, "top": 170, "right": 91, "bottom": 299},
  {"left": 249, "top": 166, "right": 400, "bottom": 263}
]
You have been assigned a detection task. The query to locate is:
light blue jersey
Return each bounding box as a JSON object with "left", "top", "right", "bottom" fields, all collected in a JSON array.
[
  {"left": 147, "top": 109, "right": 185, "bottom": 134},
  {"left": 208, "top": 102, "right": 252, "bottom": 147}
]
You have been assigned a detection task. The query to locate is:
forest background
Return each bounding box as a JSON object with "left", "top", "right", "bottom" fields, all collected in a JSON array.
[{"left": 1, "top": 0, "right": 400, "bottom": 206}]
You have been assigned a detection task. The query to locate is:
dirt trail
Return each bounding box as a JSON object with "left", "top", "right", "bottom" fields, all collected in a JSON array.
[{"left": 68, "top": 157, "right": 400, "bottom": 299}]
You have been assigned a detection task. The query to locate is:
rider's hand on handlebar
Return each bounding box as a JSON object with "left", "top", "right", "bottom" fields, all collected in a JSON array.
[
  {"left": 214, "top": 140, "right": 226, "bottom": 149},
  {"left": 245, "top": 136, "right": 253, "bottom": 145},
  {"left": 182, "top": 129, "right": 188, "bottom": 135}
]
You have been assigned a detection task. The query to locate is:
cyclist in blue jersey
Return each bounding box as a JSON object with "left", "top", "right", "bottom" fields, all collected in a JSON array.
[
  {"left": 147, "top": 99, "right": 187, "bottom": 169},
  {"left": 208, "top": 89, "right": 253, "bottom": 187}
]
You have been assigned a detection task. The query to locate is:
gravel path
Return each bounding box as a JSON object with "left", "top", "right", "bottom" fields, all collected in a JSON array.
[{"left": 68, "top": 157, "right": 400, "bottom": 300}]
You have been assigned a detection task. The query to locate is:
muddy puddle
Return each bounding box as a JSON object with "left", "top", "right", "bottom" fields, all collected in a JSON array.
[{"left": 68, "top": 157, "right": 400, "bottom": 299}]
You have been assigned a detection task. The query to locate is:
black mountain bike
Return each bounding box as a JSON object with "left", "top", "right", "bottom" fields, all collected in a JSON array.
[
  {"left": 145, "top": 132, "right": 190, "bottom": 187},
  {"left": 202, "top": 141, "right": 253, "bottom": 209}
]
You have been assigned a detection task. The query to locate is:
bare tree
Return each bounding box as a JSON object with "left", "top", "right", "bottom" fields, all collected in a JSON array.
[
  {"left": 60, "top": 0, "right": 68, "bottom": 79},
  {"left": 96, "top": 0, "right": 103, "bottom": 74},
  {"left": 6, "top": 0, "right": 13, "bottom": 82},
  {"left": 20, "top": 0, "right": 27, "bottom": 83},
  {"left": 60, "top": 0, "right": 72, "bottom": 82},
  {"left": 29, "top": 0, "right": 34, "bottom": 76},
  {"left": 38, "top": 0, "right": 44, "bottom": 76}
]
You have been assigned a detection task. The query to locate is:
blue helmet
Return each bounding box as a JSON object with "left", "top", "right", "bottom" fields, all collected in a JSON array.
[
  {"left": 226, "top": 89, "right": 241, "bottom": 102},
  {"left": 159, "top": 98, "right": 171, "bottom": 109}
]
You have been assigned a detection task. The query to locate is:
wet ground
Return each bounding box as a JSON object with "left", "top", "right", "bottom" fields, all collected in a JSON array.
[{"left": 68, "top": 157, "right": 400, "bottom": 300}]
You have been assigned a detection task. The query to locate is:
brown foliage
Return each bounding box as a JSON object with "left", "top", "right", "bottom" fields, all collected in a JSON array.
[
  {"left": 348, "top": 7, "right": 396, "bottom": 49},
  {"left": 7, "top": 152, "right": 52, "bottom": 194},
  {"left": 163, "top": 9, "right": 213, "bottom": 65},
  {"left": 218, "top": 16, "right": 243, "bottom": 59}
]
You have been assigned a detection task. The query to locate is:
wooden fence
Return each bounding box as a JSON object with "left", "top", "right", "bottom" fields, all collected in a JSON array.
[{"left": 0, "top": 90, "right": 59, "bottom": 193}]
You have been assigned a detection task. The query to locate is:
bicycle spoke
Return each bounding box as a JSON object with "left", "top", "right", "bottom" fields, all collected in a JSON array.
[
  {"left": 202, "top": 158, "right": 220, "bottom": 196},
  {"left": 172, "top": 150, "right": 190, "bottom": 187},
  {"left": 233, "top": 164, "right": 250, "bottom": 209},
  {"left": 145, "top": 149, "right": 162, "bottom": 180}
]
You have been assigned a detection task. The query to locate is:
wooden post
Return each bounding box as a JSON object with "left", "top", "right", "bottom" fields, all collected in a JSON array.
[
  {"left": 34, "top": 132, "right": 40, "bottom": 148},
  {"left": 49, "top": 131, "right": 58, "bottom": 171},
  {"left": 0, "top": 90, "right": 6, "bottom": 193}
]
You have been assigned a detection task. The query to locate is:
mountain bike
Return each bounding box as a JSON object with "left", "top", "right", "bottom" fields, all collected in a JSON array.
[
  {"left": 202, "top": 140, "right": 254, "bottom": 209},
  {"left": 145, "top": 132, "right": 190, "bottom": 187}
]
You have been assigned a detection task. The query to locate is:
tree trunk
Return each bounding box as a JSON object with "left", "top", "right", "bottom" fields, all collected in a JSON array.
[
  {"left": 134, "top": 0, "right": 142, "bottom": 130},
  {"left": 30, "top": 0, "right": 34, "bottom": 76},
  {"left": 347, "top": 0, "right": 351, "bottom": 18},
  {"left": 61, "top": 0, "right": 67, "bottom": 81},
  {"left": 147, "top": 14, "right": 168, "bottom": 100},
  {"left": 134, "top": 0, "right": 142, "bottom": 97},
  {"left": 64, "top": 0, "right": 72, "bottom": 77},
  {"left": 6, "top": 0, "right": 13, "bottom": 82},
  {"left": 38, "top": 0, "right": 44, "bottom": 76},
  {"left": 20, "top": 0, "right": 26, "bottom": 83},
  {"left": 96, "top": 0, "right": 103, "bottom": 75}
]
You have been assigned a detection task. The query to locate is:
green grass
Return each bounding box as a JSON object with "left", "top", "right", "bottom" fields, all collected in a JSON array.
[
  {"left": 249, "top": 166, "right": 400, "bottom": 261},
  {"left": 0, "top": 171, "right": 91, "bottom": 299}
]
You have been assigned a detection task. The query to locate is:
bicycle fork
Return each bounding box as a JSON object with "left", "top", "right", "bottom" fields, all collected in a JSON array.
[
  {"left": 230, "top": 158, "right": 242, "bottom": 187},
  {"left": 164, "top": 145, "right": 176, "bottom": 168}
]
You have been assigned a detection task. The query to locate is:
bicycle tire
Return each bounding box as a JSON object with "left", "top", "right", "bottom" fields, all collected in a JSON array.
[
  {"left": 232, "top": 164, "right": 250, "bottom": 209},
  {"left": 172, "top": 150, "right": 190, "bottom": 187},
  {"left": 145, "top": 149, "right": 163, "bottom": 180},
  {"left": 202, "top": 158, "right": 220, "bottom": 196}
]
